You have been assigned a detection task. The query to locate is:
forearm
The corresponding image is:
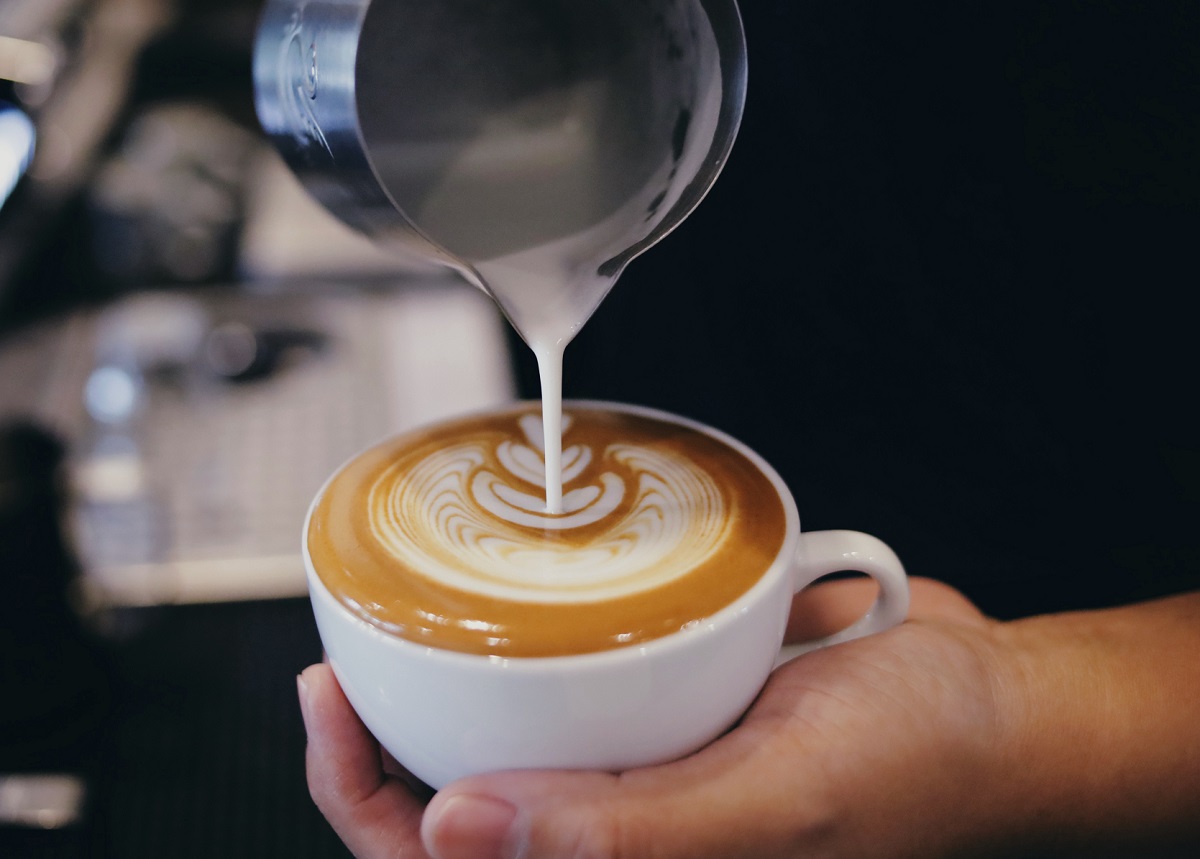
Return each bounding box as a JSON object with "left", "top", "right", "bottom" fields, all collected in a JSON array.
[{"left": 993, "top": 591, "right": 1200, "bottom": 855}]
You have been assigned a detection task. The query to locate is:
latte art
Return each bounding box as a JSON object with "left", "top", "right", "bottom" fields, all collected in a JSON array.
[
  {"left": 369, "top": 415, "right": 731, "bottom": 603},
  {"left": 307, "top": 404, "right": 788, "bottom": 656}
]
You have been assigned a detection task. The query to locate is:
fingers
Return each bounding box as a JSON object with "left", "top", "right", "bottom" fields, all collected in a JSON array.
[
  {"left": 786, "top": 575, "right": 988, "bottom": 644},
  {"left": 298, "top": 664, "right": 432, "bottom": 859},
  {"left": 420, "top": 720, "right": 826, "bottom": 859}
]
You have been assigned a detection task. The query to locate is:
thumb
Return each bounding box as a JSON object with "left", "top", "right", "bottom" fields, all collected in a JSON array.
[{"left": 419, "top": 719, "right": 820, "bottom": 859}]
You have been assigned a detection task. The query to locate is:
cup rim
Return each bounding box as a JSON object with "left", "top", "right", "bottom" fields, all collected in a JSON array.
[{"left": 303, "top": 399, "right": 801, "bottom": 668}]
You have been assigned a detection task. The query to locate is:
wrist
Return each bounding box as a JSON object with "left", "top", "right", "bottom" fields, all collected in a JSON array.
[
  {"left": 988, "top": 597, "right": 1200, "bottom": 855},
  {"left": 985, "top": 615, "right": 1101, "bottom": 855}
]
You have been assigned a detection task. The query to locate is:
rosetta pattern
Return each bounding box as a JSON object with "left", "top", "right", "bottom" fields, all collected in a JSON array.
[{"left": 366, "top": 415, "right": 731, "bottom": 604}]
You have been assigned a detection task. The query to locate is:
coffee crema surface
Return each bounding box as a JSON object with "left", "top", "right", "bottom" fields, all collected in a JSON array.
[{"left": 307, "top": 405, "right": 787, "bottom": 656}]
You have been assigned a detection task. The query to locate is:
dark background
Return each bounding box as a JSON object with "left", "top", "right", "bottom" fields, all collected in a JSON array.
[
  {"left": 555, "top": 0, "right": 1200, "bottom": 621},
  {"left": 2, "top": 1, "right": 1198, "bottom": 856}
]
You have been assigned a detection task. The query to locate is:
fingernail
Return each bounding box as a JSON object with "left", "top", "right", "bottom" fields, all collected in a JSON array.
[
  {"left": 296, "top": 673, "right": 312, "bottom": 731},
  {"left": 424, "top": 793, "right": 520, "bottom": 859}
]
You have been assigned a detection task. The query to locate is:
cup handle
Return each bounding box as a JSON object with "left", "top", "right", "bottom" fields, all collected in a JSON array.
[{"left": 775, "top": 529, "right": 911, "bottom": 667}]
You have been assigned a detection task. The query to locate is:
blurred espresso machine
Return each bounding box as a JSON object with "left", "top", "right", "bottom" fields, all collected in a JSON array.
[{"left": 2, "top": 0, "right": 517, "bottom": 613}]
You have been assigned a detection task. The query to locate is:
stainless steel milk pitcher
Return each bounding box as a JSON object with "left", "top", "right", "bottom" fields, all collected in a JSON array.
[{"left": 252, "top": 0, "right": 746, "bottom": 291}]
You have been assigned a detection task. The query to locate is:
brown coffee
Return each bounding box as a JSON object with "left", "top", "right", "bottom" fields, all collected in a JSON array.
[{"left": 307, "top": 404, "right": 787, "bottom": 656}]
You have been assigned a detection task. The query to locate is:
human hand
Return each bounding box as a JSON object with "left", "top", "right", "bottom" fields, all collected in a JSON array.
[{"left": 298, "top": 576, "right": 1029, "bottom": 859}]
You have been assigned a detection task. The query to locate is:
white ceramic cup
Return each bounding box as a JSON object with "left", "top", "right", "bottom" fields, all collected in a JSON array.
[{"left": 304, "top": 401, "right": 910, "bottom": 789}]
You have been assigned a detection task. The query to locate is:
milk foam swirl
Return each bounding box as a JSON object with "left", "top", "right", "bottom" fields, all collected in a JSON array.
[{"left": 366, "top": 414, "right": 732, "bottom": 603}]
